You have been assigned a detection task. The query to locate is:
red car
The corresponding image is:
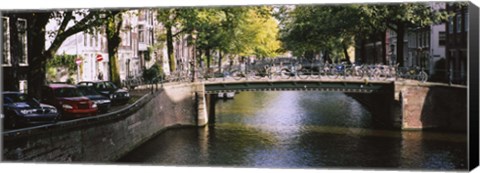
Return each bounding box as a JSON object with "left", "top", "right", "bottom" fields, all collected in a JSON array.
[{"left": 40, "top": 84, "right": 97, "bottom": 119}]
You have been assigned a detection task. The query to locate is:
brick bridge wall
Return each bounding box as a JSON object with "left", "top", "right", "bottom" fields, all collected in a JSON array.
[
  {"left": 397, "top": 83, "right": 467, "bottom": 131},
  {"left": 2, "top": 83, "right": 204, "bottom": 162},
  {"left": 348, "top": 82, "right": 467, "bottom": 131}
]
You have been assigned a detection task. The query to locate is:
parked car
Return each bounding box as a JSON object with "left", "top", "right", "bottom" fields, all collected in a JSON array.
[
  {"left": 76, "top": 85, "right": 111, "bottom": 114},
  {"left": 77, "top": 81, "right": 130, "bottom": 105},
  {"left": 41, "top": 84, "right": 97, "bottom": 119},
  {"left": 3, "top": 92, "right": 59, "bottom": 129}
]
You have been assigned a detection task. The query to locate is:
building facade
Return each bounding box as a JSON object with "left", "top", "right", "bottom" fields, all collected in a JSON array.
[
  {"left": 49, "top": 9, "right": 163, "bottom": 84},
  {"left": 445, "top": 3, "right": 468, "bottom": 84},
  {"left": 404, "top": 2, "right": 447, "bottom": 82},
  {"left": 2, "top": 14, "right": 29, "bottom": 93}
]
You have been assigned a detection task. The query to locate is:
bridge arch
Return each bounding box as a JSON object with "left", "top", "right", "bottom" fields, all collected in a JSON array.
[{"left": 202, "top": 80, "right": 396, "bottom": 128}]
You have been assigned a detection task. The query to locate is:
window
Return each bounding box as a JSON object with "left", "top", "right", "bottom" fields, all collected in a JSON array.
[
  {"left": 418, "top": 32, "right": 423, "bottom": 47},
  {"left": 2, "top": 17, "right": 10, "bottom": 66},
  {"left": 439, "top": 31, "right": 446, "bottom": 46},
  {"left": 19, "top": 80, "right": 27, "bottom": 93},
  {"left": 122, "top": 32, "right": 131, "bottom": 46},
  {"left": 90, "top": 34, "right": 94, "bottom": 47},
  {"left": 456, "top": 14, "right": 462, "bottom": 33},
  {"left": 17, "top": 18, "right": 28, "bottom": 66},
  {"left": 138, "top": 25, "right": 144, "bottom": 43},
  {"left": 425, "top": 31, "right": 429, "bottom": 47}
]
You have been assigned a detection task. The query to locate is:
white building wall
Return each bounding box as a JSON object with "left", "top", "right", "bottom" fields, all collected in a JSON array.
[
  {"left": 429, "top": 2, "right": 446, "bottom": 75},
  {"left": 50, "top": 30, "right": 109, "bottom": 83},
  {"left": 47, "top": 10, "right": 169, "bottom": 84},
  {"left": 429, "top": 24, "right": 446, "bottom": 74}
]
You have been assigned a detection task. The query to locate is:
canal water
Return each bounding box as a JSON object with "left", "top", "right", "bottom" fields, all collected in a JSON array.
[{"left": 118, "top": 91, "right": 467, "bottom": 171}]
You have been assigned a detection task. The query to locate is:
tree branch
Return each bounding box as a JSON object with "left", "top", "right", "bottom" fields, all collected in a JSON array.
[
  {"left": 57, "top": 11, "right": 73, "bottom": 36},
  {"left": 46, "top": 11, "right": 108, "bottom": 58}
]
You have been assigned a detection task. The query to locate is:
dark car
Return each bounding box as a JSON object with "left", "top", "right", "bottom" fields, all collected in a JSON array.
[
  {"left": 76, "top": 85, "right": 111, "bottom": 113},
  {"left": 3, "top": 92, "right": 59, "bottom": 129},
  {"left": 41, "top": 84, "right": 98, "bottom": 119},
  {"left": 77, "top": 81, "right": 130, "bottom": 105}
]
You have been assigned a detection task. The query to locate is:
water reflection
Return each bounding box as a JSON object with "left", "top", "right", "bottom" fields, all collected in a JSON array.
[{"left": 118, "top": 91, "right": 467, "bottom": 170}]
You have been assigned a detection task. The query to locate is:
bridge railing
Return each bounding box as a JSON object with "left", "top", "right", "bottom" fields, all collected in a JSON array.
[{"left": 148, "top": 63, "right": 430, "bottom": 84}]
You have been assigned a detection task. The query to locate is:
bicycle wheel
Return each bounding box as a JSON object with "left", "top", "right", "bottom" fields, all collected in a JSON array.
[
  {"left": 298, "top": 69, "right": 309, "bottom": 79},
  {"left": 370, "top": 69, "right": 380, "bottom": 80},
  {"left": 331, "top": 68, "right": 341, "bottom": 79},
  {"left": 344, "top": 68, "right": 353, "bottom": 79},
  {"left": 231, "top": 70, "right": 243, "bottom": 80},
  {"left": 317, "top": 67, "right": 326, "bottom": 79},
  {"left": 252, "top": 71, "right": 262, "bottom": 80},
  {"left": 280, "top": 69, "right": 291, "bottom": 79},
  {"left": 418, "top": 71, "right": 428, "bottom": 83},
  {"left": 379, "top": 69, "right": 389, "bottom": 81},
  {"left": 356, "top": 68, "right": 365, "bottom": 80},
  {"left": 325, "top": 66, "right": 335, "bottom": 79},
  {"left": 311, "top": 67, "right": 321, "bottom": 79}
]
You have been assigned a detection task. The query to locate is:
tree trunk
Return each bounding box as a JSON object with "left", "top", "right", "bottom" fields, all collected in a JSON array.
[
  {"left": 205, "top": 48, "right": 211, "bottom": 69},
  {"left": 166, "top": 25, "right": 176, "bottom": 72},
  {"left": 372, "top": 34, "right": 377, "bottom": 64},
  {"left": 198, "top": 49, "right": 203, "bottom": 68},
  {"left": 26, "top": 12, "right": 50, "bottom": 99},
  {"left": 342, "top": 43, "right": 350, "bottom": 64},
  {"left": 218, "top": 51, "right": 223, "bottom": 73},
  {"left": 360, "top": 38, "right": 367, "bottom": 64},
  {"left": 106, "top": 13, "right": 122, "bottom": 87},
  {"left": 396, "top": 22, "right": 405, "bottom": 67},
  {"left": 381, "top": 29, "right": 387, "bottom": 65}
]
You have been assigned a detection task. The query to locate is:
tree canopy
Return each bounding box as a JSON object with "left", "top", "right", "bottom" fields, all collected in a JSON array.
[
  {"left": 280, "top": 3, "right": 451, "bottom": 65},
  {"left": 156, "top": 6, "right": 281, "bottom": 70}
]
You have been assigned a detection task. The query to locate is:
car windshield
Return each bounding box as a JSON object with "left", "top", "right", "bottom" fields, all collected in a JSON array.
[
  {"left": 54, "top": 87, "right": 82, "bottom": 97},
  {"left": 77, "top": 86, "right": 99, "bottom": 96},
  {"left": 95, "top": 82, "right": 117, "bottom": 90},
  {"left": 3, "top": 93, "right": 40, "bottom": 106}
]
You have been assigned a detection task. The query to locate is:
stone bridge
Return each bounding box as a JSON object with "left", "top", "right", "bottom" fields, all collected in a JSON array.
[
  {"left": 2, "top": 79, "right": 466, "bottom": 162},
  {"left": 199, "top": 78, "right": 467, "bottom": 131}
]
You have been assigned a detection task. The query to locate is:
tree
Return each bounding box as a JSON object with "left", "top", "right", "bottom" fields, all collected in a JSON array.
[
  {"left": 20, "top": 10, "right": 111, "bottom": 98},
  {"left": 105, "top": 10, "right": 124, "bottom": 87},
  {"left": 156, "top": 8, "right": 197, "bottom": 72},
  {"left": 191, "top": 6, "right": 281, "bottom": 68},
  {"left": 237, "top": 7, "right": 281, "bottom": 58},
  {"left": 360, "top": 3, "right": 450, "bottom": 66},
  {"left": 156, "top": 6, "right": 281, "bottom": 73},
  {"left": 280, "top": 5, "right": 365, "bottom": 62}
]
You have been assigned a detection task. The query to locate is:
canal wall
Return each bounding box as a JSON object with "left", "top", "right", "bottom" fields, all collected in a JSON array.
[
  {"left": 2, "top": 83, "right": 203, "bottom": 162},
  {"left": 398, "top": 83, "right": 467, "bottom": 131}
]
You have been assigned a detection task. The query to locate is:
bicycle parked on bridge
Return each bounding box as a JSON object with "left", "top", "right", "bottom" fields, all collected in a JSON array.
[
  {"left": 196, "top": 67, "right": 217, "bottom": 82},
  {"left": 230, "top": 62, "right": 257, "bottom": 81},
  {"left": 397, "top": 66, "right": 428, "bottom": 82},
  {"left": 279, "top": 60, "right": 305, "bottom": 79},
  {"left": 327, "top": 62, "right": 353, "bottom": 79}
]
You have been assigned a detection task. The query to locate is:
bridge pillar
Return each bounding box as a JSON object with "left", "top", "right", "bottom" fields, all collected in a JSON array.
[
  {"left": 195, "top": 84, "right": 208, "bottom": 126},
  {"left": 206, "top": 94, "right": 217, "bottom": 124}
]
